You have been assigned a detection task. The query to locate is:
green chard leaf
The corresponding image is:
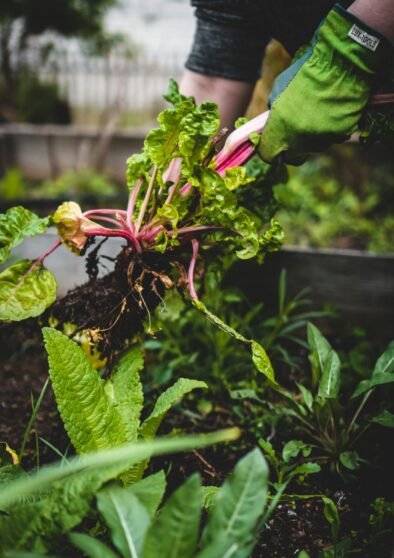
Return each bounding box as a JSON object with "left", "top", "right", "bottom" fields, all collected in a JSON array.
[
  {"left": 0, "top": 260, "right": 57, "bottom": 321},
  {"left": 0, "top": 206, "right": 49, "bottom": 264}
]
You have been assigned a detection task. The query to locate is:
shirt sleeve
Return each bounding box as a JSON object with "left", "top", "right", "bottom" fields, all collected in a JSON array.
[{"left": 185, "top": 0, "right": 269, "bottom": 83}]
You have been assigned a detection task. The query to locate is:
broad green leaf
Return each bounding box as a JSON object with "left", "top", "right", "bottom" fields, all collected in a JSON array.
[
  {"left": 201, "top": 449, "right": 269, "bottom": 558},
  {"left": 105, "top": 346, "right": 144, "bottom": 443},
  {"left": 251, "top": 341, "right": 276, "bottom": 384},
  {"left": 43, "top": 328, "right": 127, "bottom": 453},
  {"left": 370, "top": 409, "right": 394, "bottom": 428},
  {"left": 307, "top": 323, "right": 341, "bottom": 398},
  {"left": 195, "top": 537, "right": 239, "bottom": 558},
  {"left": 287, "top": 462, "right": 320, "bottom": 480},
  {"left": 0, "top": 260, "right": 57, "bottom": 321},
  {"left": 352, "top": 342, "right": 394, "bottom": 398},
  {"left": 297, "top": 383, "right": 314, "bottom": 411},
  {"left": 0, "top": 206, "right": 49, "bottom": 264},
  {"left": 322, "top": 496, "right": 340, "bottom": 541},
  {"left": 139, "top": 378, "right": 207, "bottom": 440},
  {"left": 97, "top": 485, "right": 151, "bottom": 558},
  {"left": 282, "top": 440, "right": 312, "bottom": 463},
  {"left": 0, "top": 429, "right": 240, "bottom": 511},
  {"left": 0, "top": 460, "right": 133, "bottom": 551},
  {"left": 307, "top": 322, "right": 332, "bottom": 388},
  {"left": 143, "top": 474, "right": 202, "bottom": 558},
  {"left": 318, "top": 348, "right": 341, "bottom": 399},
  {"left": 127, "top": 471, "right": 166, "bottom": 517},
  {"left": 339, "top": 451, "right": 361, "bottom": 471},
  {"left": 70, "top": 532, "right": 119, "bottom": 558}
]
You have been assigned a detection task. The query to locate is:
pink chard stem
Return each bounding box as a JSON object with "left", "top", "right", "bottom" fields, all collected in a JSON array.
[{"left": 188, "top": 239, "right": 199, "bottom": 301}]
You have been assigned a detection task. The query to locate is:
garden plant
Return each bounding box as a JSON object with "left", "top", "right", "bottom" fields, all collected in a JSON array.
[{"left": 0, "top": 82, "right": 393, "bottom": 557}]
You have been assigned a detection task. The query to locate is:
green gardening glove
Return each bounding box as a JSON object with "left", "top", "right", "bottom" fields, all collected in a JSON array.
[{"left": 258, "top": 4, "right": 392, "bottom": 165}]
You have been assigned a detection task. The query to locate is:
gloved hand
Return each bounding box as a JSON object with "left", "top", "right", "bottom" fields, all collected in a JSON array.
[{"left": 258, "top": 3, "right": 392, "bottom": 165}]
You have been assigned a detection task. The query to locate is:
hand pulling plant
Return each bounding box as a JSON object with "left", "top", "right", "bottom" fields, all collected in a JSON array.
[{"left": 0, "top": 81, "right": 282, "bottom": 377}]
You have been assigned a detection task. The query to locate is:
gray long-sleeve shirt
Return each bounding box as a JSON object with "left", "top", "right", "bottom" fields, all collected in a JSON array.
[{"left": 185, "top": 0, "right": 352, "bottom": 82}]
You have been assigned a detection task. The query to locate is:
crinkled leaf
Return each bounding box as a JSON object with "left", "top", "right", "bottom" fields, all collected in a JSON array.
[
  {"left": 105, "top": 346, "right": 144, "bottom": 443},
  {"left": 43, "top": 328, "right": 127, "bottom": 453},
  {"left": 223, "top": 167, "right": 254, "bottom": 191},
  {"left": 0, "top": 461, "right": 131, "bottom": 551},
  {"left": 126, "top": 151, "right": 152, "bottom": 189},
  {"left": 0, "top": 260, "right": 57, "bottom": 321},
  {"left": 139, "top": 378, "right": 207, "bottom": 440},
  {"left": 201, "top": 449, "right": 269, "bottom": 558},
  {"left": 0, "top": 206, "right": 49, "bottom": 264},
  {"left": 163, "top": 78, "right": 190, "bottom": 107},
  {"left": 52, "top": 201, "right": 100, "bottom": 254},
  {"left": 97, "top": 485, "right": 151, "bottom": 558},
  {"left": 352, "top": 341, "right": 394, "bottom": 398},
  {"left": 143, "top": 474, "right": 202, "bottom": 558}
]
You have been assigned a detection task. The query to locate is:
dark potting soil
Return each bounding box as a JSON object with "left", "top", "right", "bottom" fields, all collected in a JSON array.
[
  {"left": 48, "top": 243, "right": 174, "bottom": 364},
  {"left": 1, "top": 327, "right": 392, "bottom": 557}
]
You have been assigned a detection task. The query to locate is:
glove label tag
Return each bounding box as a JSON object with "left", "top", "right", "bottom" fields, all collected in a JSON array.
[{"left": 348, "top": 24, "right": 380, "bottom": 52}]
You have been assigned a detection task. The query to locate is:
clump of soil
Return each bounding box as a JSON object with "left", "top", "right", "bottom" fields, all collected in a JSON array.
[{"left": 48, "top": 243, "right": 175, "bottom": 363}]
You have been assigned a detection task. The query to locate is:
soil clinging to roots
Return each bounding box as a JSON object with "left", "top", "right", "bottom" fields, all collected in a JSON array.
[{"left": 48, "top": 243, "right": 176, "bottom": 363}]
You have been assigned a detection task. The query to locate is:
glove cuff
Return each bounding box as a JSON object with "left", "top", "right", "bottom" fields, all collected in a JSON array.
[{"left": 317, "top": 4, "right": 393, "bottom": 76}]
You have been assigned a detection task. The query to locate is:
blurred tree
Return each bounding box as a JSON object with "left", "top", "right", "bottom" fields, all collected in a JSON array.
[{"left": 0, "top": 0, "right": 118, "bottom": 88}]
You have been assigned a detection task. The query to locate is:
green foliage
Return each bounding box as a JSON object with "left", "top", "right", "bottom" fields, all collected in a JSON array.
[
  {"left": 0, "top": 168, "right": 28, "bottom": 200},
  {"left": 258, "top": 438, "right": 320, "bottom": 486},
  {"left": 0, "top": 206, "right": 50, "bottom": 264},
  {"left": 0, "top": 430, "right": 238, "bottom": 552},
  {"left": 39, "top": 170, "right": 117, "bottom": 200},
  {"left": 274, "top": 147, "right": 394, "bottom": 253},
  {"left": 0, "top": 260, "right": 57, "bottom": 321},
  {"left": 70, "top": 449, "right": 270, "bottom": 558},
  {"left": 43, "top": 328, "right": 207, "bottom": 481},
  {"left": 144, "top": 269, "right": 326, "bottom": 394},
  {"left": 274, "top": 325, "right": 394, "bottom": 474}
]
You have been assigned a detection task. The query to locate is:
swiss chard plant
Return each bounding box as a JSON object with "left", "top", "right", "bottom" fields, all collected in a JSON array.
[
  {"left": 0, "top": 81, "right": 280, "bottom": 381},
  {"left": 70, "top": 448, "right": 269, "bottom": 558},
  {"left": 43, "top": 327, "right": 207, "bottom": 483}
]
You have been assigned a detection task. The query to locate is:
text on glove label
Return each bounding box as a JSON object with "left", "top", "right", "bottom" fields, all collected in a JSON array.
[{"left": 348, "top": 24, "right": 380, "bottom": 51}]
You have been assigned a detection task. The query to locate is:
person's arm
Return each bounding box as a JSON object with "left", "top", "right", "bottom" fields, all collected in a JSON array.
[
  {"left": 180, "top": 1, "right": 268, "bottom": 129},
  {"left": 180, "top": 70, "right": 254, "bottom": 130},
  {"left": 348, "top": 0, "right": 394, "bottom": 44}
]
